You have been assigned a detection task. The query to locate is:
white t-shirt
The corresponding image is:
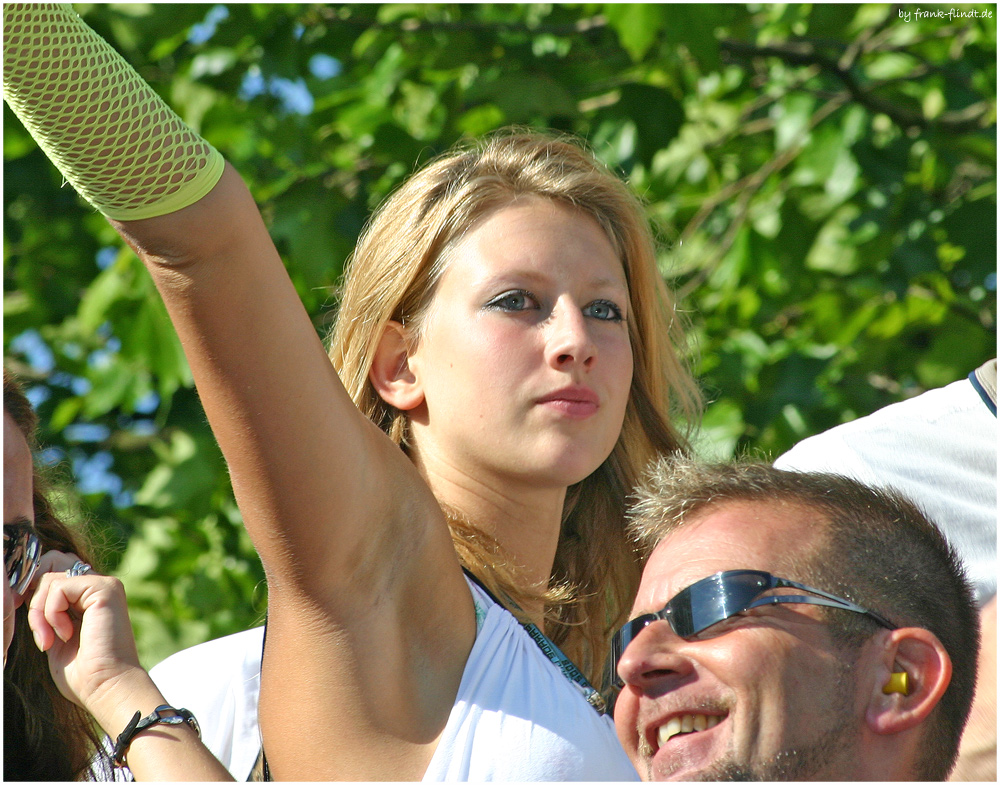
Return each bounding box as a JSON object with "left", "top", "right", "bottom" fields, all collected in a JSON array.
[
  {"left": 151, "top": 626, "right": 264, "bottom": 780},
  {"left": 775, "top": 374, "right": 997, "bottom": 604},
  {"left": 151, "top": 576, "right": 638, "bottom": 781}
]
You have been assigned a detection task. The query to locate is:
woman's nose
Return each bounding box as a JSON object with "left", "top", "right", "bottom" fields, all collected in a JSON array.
[{"left": 546, "top": 302, "right": 596, "bottom": 370}]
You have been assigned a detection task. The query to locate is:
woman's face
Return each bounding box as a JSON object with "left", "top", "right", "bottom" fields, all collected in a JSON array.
[
  {"left": 404, "top": 196, "right": 633, "bottom": 491},
  {"left": 4, "top": 410, "right": 34, "bottom": 663}
]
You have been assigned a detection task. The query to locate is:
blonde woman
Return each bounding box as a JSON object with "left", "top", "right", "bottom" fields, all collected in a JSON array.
[{"left": 4, "top": 4, "right": 700, "bottom": 780}]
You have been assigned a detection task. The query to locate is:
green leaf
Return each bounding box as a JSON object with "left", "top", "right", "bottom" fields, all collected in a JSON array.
[
  {"left": 773, "top": 93, "right": 815, "bottom": 152},
  {"left": 82, "top": 361, "right": 135, "bottom": 419},
  {"left": 134, "top": 431, "right": 221, "bottom": 514},
  {"left": 660, "top": 4, "right": 722, "bottom": 70},
  {"left": 693, "top": 398, "right": 746, "bottom": 460},
  {"left": 77, "top": 265, "right": 128, "bottom": 332},
  {"left": 922, "top": 87, "right": 946, "bottom": 120},
  {"left": 604, "top": 4, "right": 664, "bottom": 62},
  {"left": 456, "top": 104, "right": 507, "bottom": 136}
]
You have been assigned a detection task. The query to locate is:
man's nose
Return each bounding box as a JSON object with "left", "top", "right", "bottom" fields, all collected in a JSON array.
[{"left": 617, "top": 620, "right": 695, "bottom": 691}]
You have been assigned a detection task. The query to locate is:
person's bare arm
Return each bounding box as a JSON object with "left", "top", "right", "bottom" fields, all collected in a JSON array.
[
  {"left": 121, "top": 162, "right": 474, "bottom": 780},
  {"left": 109, "top": 166, "right": 451, "bottom": 605}
]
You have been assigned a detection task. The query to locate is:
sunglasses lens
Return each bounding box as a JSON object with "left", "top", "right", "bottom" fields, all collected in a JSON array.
[
  {"left": 677, "top": 571, "right": 772, "bottom": 638},
  {"left": 5, "top": 528, "right": 41, "bottom": 594},
  {"left": 608, "top": 571, "right": 775, "bottom": 687}
]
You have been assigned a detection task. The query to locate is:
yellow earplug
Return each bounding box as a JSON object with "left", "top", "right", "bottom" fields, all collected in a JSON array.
[{"left": 883, "top": 671, "right": 909, "bottom": 695}]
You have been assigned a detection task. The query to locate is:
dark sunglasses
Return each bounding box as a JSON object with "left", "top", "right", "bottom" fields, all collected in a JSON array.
[
  {"left": 609, "top": 569, "right": 897, "bottom": 688},
  {"left": 4, "top": 525, "right": 42, "bottom": 595}
]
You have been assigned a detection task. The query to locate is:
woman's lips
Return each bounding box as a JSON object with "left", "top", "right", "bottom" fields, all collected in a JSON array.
[{"left": 536, "top": 386, "right": 599, "bottom": 418}]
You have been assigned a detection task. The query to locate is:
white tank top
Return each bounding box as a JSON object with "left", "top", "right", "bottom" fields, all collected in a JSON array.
[
  {"left": 151, "top": 576, "right": 639, "bottom": 781},
  {"left": 422, "top": 576, "right": 639, "bottom": 780}
]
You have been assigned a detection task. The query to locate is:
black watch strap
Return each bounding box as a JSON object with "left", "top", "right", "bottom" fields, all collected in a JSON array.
[{"left": 112, "top": 704, "right": 201, "bottom": 767}]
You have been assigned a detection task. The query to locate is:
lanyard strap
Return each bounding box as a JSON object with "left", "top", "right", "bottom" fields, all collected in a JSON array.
[{"left": 463, "top": 568, "right": 607, "bottom": 715}]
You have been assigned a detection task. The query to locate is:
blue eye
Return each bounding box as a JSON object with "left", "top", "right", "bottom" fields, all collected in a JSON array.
[
  {"left": 486, "top": 290, "right": 538, "bottom": 312},
  {"left": 585, "top": 300, "right": 624, "bottom": 322}
]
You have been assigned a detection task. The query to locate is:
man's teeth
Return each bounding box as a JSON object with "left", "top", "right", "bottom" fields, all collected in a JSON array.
[{"left": 658, "top": 714, "right": 721, "bottom": 746}]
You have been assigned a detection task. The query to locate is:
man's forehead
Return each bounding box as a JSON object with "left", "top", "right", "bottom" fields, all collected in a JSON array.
[{"left": 632, "top": 498, "right": 825, "bottom": 613}]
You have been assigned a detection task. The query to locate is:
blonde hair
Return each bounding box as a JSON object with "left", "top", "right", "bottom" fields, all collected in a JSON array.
[{"left": 329, "top": 129, "right": 700, "bottom": 684}]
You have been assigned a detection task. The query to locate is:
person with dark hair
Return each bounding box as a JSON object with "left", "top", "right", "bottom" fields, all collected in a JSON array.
[
  {"left": 611, "top": 458, "right": 980, "bottom": 781},
  {"left": 4, "top": 370, "right": 106, "bottom": 780},
  {"left": 4, "top": 369, "right": 233, "bottom": 781}
]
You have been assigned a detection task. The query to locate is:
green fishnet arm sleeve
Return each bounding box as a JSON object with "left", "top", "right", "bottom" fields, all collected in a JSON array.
[{"left": 2, "top": 3, "right": 225, "bottom": 221}]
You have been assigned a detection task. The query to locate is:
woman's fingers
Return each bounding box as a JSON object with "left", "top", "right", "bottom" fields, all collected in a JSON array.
[
  {"left": 27, "top": 571, "right": 71, "bottom": 648},
  {"left": 28, "top": 570, "right": 111, "bottom": 649},
  {"left": 45, "top": 574, "right": 82, "bottom": 643},
  {"left": 26, "top": 573, "right": 56, "bottom": 650},
  {"left": 27, "top": 569, "right": 143, "bottom": 710},
  {"left": 23, "top": 550, "right": 98, "bottom": 602},
  {"left": 25, "top": 553, "right": 102, "bottom": 646},
  {"left": 35, "top": 550, "right": 88, "bottom": 577}
]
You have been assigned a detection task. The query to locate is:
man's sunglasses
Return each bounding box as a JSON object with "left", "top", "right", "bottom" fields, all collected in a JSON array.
[
  {"left": 609, "top": 569, "right": 897, "bottom": 688},
  {"left": 4, "top": 525, "right": 42, "bottom": 595}
]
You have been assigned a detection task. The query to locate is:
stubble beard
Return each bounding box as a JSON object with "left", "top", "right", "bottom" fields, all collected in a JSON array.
[
  {"left": 640, "top": 660, "right": 862, "bottom": 782},
  {"left": 684, "top": 713, "right": 860, "bottom": 781}
]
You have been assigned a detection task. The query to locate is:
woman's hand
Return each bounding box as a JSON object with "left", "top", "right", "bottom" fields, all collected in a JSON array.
[
  {"left": 25, "top": 554, "right": 236, "bottom": 780},
  {"left": 26, "top": 556, "right": 144, "bottom": 713}
]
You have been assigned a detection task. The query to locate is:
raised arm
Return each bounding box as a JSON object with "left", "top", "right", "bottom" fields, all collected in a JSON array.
[{"left": 4, "top": 7, "right": 473, "bottom": 774}]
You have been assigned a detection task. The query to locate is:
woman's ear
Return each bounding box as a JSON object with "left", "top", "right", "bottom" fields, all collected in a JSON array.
[
  {"left": 369, "top": 321, "right": 424, "bottom": 411},
  {"left": 865, "top": 627, "right": 952, "bottom": 736}
]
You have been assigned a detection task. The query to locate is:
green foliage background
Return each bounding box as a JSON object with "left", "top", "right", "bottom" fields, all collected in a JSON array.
[{"left": 4, "top": 3, "right": 996, "bottom": 668}]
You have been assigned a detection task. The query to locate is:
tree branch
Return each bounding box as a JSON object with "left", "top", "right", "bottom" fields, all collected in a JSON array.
[
  {"left": 312, "top": 7, "right": 609, "bottom": 38},
  {"left": 720, "top": 38, "right": 994, "bottom": 134},
  {"left": 677, "top": 95, "right": 848, "bottom": 302}
]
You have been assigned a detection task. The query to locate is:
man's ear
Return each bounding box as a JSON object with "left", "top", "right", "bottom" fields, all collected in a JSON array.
[
  {"left": 865, "top": 627, "right": 952, "bottom": 735},
  {"left": 369, "top": 321, "right": 424, "bottom": 411}
]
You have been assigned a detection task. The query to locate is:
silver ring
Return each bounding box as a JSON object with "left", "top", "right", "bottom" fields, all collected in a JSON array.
[{"left": 67, "top": 560, "right": 93, "bottom": 577}]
